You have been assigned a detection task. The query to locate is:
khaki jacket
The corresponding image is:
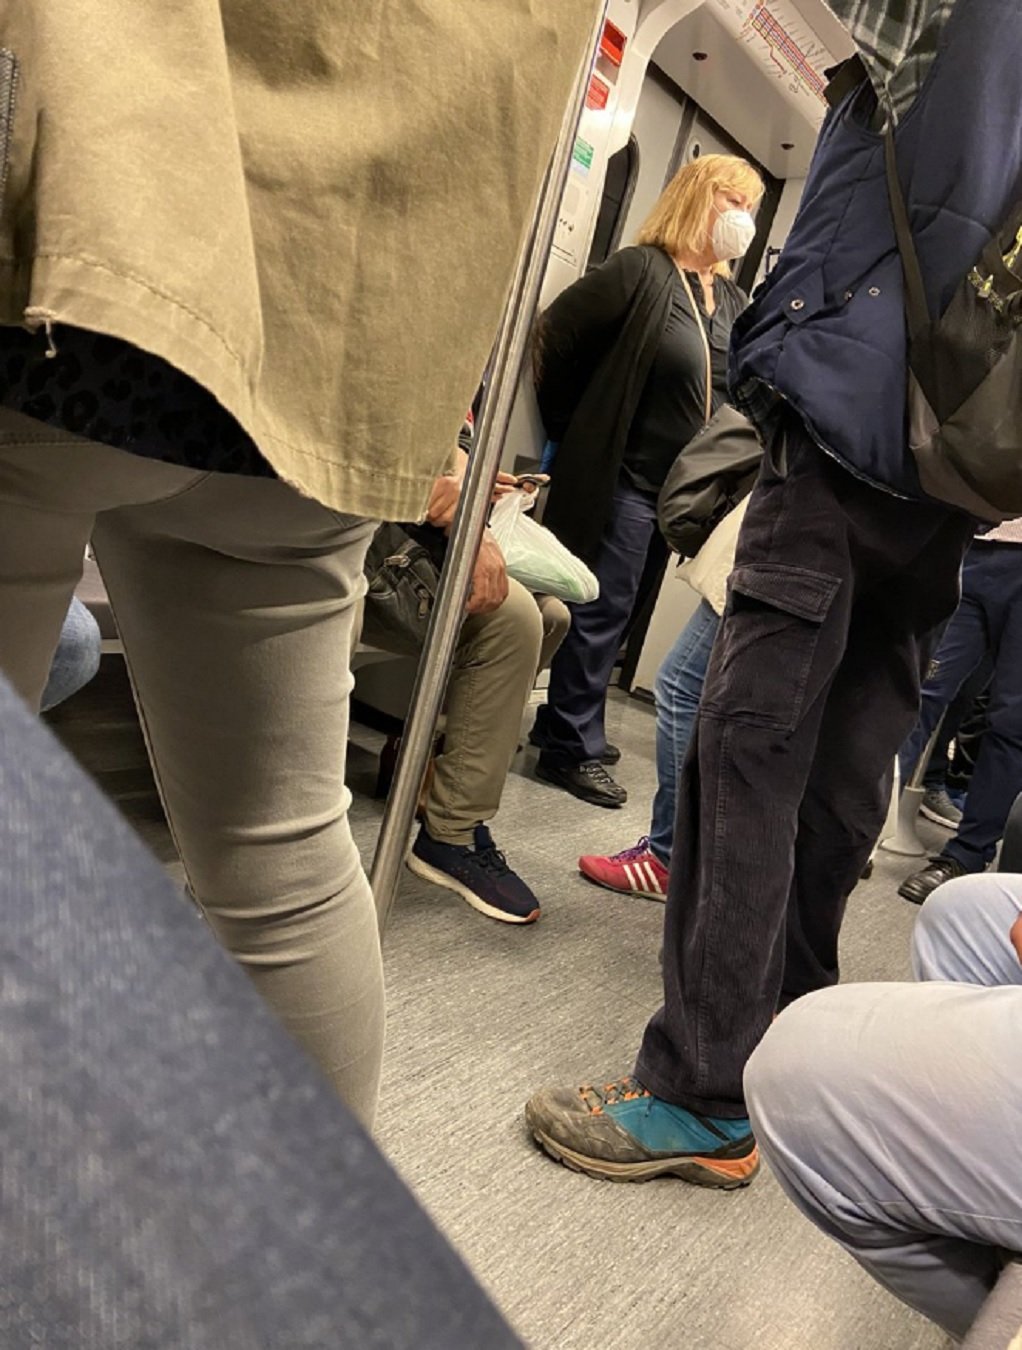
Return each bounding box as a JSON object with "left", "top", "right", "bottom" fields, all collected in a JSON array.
[{"left": 0, "top": 2, "right": 597, "bottom": 521}]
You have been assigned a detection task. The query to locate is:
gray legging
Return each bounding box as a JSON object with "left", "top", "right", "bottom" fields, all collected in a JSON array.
[{"left": 0, "top": 671, "right": 519, "bottom": 1349}]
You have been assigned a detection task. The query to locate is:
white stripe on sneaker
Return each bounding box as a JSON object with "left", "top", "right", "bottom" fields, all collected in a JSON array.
[{"left": 623, "top": 863, "right": 637, "bottom": 892}]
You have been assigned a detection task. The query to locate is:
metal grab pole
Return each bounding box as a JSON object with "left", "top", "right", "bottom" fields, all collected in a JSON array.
[
  {"left": 907, "top": 711, "right": 948, "bottom": 791},
  {"left": 370, "top": 6, "right": 609, "bottom": 935}
]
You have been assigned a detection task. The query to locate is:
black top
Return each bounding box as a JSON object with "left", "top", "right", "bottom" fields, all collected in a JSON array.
[
  {"left": 535, "top": 246, "right": 746, "bottom": 566},
  {"left": 622, "top": 273, "right": 744, "bottom": 494},
  {"left": 0, "top": 325, "right": 271, "bottom": 477}
]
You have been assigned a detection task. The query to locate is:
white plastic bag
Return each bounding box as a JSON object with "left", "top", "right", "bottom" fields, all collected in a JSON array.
[{"left": 488, "top": 490, "right": 599, "bottom": 604}]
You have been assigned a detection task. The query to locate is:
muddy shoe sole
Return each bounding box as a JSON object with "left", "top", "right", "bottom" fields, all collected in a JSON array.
[{"left": 527, "top": 1120, "right": 759, "bottom": 1190}]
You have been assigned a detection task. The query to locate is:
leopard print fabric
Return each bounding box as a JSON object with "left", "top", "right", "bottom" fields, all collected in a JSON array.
[{"left": 0, "top": 325, "right": 273, "bottom": 477}]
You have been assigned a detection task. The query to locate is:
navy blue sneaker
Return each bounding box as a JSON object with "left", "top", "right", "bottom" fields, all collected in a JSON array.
[{"left": 407, "top": 824, "right": 541, "bottom": 924}]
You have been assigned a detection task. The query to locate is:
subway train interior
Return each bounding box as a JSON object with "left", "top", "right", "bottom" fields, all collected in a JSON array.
[{"left": 10, "top": 1, "right": 1021, "bottom": 1348}]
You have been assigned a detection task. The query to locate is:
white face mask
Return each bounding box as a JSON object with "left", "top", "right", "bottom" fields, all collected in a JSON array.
[{"left": 711, "top": 208, "right": 757, "bottom": 261}]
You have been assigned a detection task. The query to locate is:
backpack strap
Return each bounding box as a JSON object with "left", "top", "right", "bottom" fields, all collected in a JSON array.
[{"left": 883, "top": 120, "right": 931, "bottom": 339}]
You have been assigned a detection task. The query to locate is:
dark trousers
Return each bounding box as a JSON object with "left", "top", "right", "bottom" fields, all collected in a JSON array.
[
  {"left": 534, "top": 475, "right": 660, "bottom": 762},
  {"left": 901, "top": 541, "right": 1022, "bottom": 870},
  {"left": 635, "top": 420, "right": 974, "bottom": 1117},
  {"left": 920, "top": 664, "right": 991, "bottom": 791}
]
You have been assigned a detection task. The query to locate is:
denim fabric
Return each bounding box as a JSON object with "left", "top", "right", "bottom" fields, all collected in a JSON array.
[
  {"left": 534, "top": 476, "right": 660, "bottom": 763},
  {"left": 648, "top": 600, "right": 720, "bottom": 867},
  {"left": 40, "top": 596, "right": 102, "bottom": 712},
  {"left": 635, "top": 417, "right": 973, "bottom": 1117},
  {"left": 0, "top": 671, "right": 519, "bottom": 1349},
  {"left": 901, "top": 542, "right": 1022, "bottom": 870},
  {"left": 747, "top": 873, "right": 1022, "bottom": 1341}
]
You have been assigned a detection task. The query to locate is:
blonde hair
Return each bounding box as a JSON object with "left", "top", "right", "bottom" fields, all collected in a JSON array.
[{"left": 636, "top": 153, "right": 764, "bottom": 276}]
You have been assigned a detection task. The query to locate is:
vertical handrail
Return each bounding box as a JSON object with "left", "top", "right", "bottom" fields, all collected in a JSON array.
[
  {"left": 370, "top": 6, "right": 609, "bottom": 935},
  {"left": 908, "top": 710, "right": 947, "bottom": 790}
]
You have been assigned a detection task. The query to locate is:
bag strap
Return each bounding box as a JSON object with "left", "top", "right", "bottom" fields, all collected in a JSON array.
[
  {"left": 676, "top": 267, "right": 713, "bottom": 425},
  {"left": 882, "top": 119, "right": 931, "bottom": 339}
]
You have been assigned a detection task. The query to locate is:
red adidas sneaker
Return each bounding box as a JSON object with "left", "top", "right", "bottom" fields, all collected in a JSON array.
[{"left": 578, "top": 838, "right": 669, "bottom": 901}]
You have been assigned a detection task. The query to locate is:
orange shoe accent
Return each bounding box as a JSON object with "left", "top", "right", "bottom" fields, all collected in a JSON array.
[{"left": 692, "top": 1146, "right": 760, "bottom": 1182}]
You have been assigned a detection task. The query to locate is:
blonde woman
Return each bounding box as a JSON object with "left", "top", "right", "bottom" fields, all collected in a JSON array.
[{"left": 530, "top": 154, "right": 764, "bottom": 807}]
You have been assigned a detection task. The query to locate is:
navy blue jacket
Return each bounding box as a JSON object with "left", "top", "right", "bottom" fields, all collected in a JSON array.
[{"left": 731, "top": 0, "right": 1022, "bottom": 499}]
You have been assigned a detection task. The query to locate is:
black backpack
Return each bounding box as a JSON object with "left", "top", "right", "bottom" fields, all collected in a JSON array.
[{"left": 885, "top": 125, "right": 1022, "bottom": 519}]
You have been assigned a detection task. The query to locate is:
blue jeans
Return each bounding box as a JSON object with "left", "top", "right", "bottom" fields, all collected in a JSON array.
[
  {"left": 40, "top": 597, "right": 102, "bottom": 712},
  {"left": 900, "top": 541, "right": 1022, "bottom": 870},
  {"left": 648, "top": 600, "right": 720, "bottom": 867}
]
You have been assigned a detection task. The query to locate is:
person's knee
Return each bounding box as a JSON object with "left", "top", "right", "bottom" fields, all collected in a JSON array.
[
  {"left": 747, "top": 985, "right": 894, "bottom": 1190},
  {"left": 745, "top": 991, "right": 834, "bottom": 1141},
  {"left": 912, "top": 878, "right": 970, "bottom": 976},
  {"left": 535, "top": 594, "right": 570, "bottom": 672},
  {"left": 463, "top": 576, "right": 543, "bottom": 668},
  {"left": 912, "top": 873, "right": 1022, "bottom": 981},
  {"left": 653, "top": 659, "right": 673, "bottom": 710}
]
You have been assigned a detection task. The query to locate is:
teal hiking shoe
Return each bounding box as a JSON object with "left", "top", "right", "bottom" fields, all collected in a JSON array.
[{"left": 525, "top": 1075, "right": 759, "bottom": 1188}]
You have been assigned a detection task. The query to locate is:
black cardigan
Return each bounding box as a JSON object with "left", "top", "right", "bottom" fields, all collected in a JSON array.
[{"left": 536, "top": 245, "right": 677, "bottom": 566}]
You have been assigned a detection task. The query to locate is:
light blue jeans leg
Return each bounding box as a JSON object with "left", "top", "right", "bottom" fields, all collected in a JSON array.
[
  {"left": 41, "top": 597, "right": 102, "bottom": 712},
  {"left": 648, "top": 600, "right": 720, "bottom": 867},
  {"left": 745, "top": 873, "right": 1022, "bottom": 1341}
]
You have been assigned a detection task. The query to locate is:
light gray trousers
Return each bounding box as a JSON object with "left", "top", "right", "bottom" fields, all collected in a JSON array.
[
  {"left": 746, "top": 872, "right": 1022, "bottom": 1342},
  {"left": 0, "top": 408, "right": 384, "bottom": 1127}
]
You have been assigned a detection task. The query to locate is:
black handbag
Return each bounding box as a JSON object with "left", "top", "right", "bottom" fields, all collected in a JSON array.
[
  {"left": 360, "top": 522, "right": 441, "bottom": 656},
  {"left": 657, "top": 405, "right": 762, "bottom": 558}
]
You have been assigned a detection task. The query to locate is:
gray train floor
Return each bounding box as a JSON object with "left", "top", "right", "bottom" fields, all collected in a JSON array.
[
  {"left": 348, "top": 690, "right": 953, "bottom": 1350},
  {"left": 48, "top": 666, "right": 954, "bottom": 1349}
]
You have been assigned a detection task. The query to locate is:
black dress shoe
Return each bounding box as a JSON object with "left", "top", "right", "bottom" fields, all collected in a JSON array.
[
  {"left": 530, "top": 727, "right": 620, "bottom": 766},
  {"left": 898, "top": 855, "right": 969, "bottom": 906},
  {"left": 535, "top": 754, "right": 627, "bottom": 808}
]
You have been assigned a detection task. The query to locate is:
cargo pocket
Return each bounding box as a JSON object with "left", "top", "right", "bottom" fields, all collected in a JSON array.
[{"left": 704, "top": 563, "right": 841, "bottom": 733}]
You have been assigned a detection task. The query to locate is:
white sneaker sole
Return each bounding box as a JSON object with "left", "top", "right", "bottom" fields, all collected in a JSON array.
[
  {"left": 406, "top": 853, "right": 540, "bottom": 925},
  {"left": 920, "top": 804, "right": 961, "bottom": 830}
]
